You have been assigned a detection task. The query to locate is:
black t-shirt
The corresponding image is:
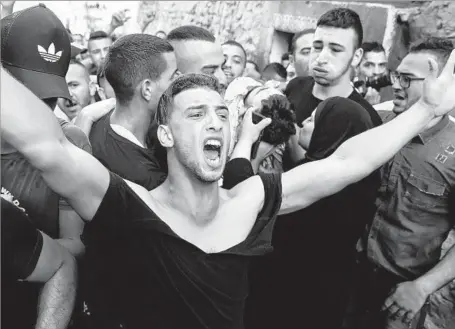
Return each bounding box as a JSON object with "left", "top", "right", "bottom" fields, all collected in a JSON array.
[
  {"left": 1, "top": 199, "right": 44, "bottom": 329},
  {"left": 285, "top": 76, "right": 383, "bottom": 126},
  {"left": 283, "top": 77, "right": 383, "bottom": 170},
  {"left": 1, "top": 198, "right": 43, "bottom": 281},
  {"left": 1, "top": 118, "right": 92, "bottom": 238},
  {"left": 82, "top": 172, "right": 282, "bottom": 329},
  {"left": 90, "top": 112, "right": 167, "bottom": 190},
  {"left": 1, "top": 118, "right": 91, "bottom": 329}
]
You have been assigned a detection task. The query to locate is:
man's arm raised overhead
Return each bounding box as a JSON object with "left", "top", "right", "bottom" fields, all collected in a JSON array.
[
  {"left": 1, "top": 67, "right": 110, "bottom": 221},
  {"left": 278, "top": 50, "right": 455, "bottom": 215}
]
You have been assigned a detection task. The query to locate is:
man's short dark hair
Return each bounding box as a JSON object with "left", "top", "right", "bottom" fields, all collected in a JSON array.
[
  {"left": 247, "top": 60, "right": 260, "bottom": 72},
  {"left": 409, "top": 37, "right": 454, "bottom": 73},
  {"left": 290, "top": 29, "right": 316, "bottom": 54},
  {"left": 262, "top": 62, "right": 287, "bottom": 80},
  {"left": 361, "top": 41, "right": 385, "bottom": 54},
  {"left": 167, "top": 25, "right": 215, "bottom": 43},
  {"left": 317, "top": 8, "right": 363, "bottom": 48},
  {"left": 104, "top": 34, "right": 174, "bottom": 104},
  {"left": 222, "top": 40, "right": 247, "bottom": 60},
  {"left": 68, "top": 59, "right": 90, "bottom": 80},
  {"left": 88, "top": 30, "right": 110, "bottom": 42},
  {"left": 69, "top": 59, "right": 88, "bottom": 71},
  {"left": 156, "top": 74, "right": 222, "bottom": 125}
]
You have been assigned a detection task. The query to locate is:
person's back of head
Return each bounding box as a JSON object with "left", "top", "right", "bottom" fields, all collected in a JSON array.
[
  {"left": 262, "top": 62, "right": 287, "bottom": 82},
  {"left": 104, "top": 33, "right": 175, "bottom": 107},
  {"left": 317, "top": 8, "right": 363, "bottom": 49},
  {"left": 1, "top": 4, "right": 71, "bottom": 103},
  {"left": 167, "top": 25, "right": 216, "bottom": 43}
]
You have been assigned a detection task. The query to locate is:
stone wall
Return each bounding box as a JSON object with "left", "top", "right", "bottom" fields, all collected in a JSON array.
[
  {"left": 405, "top": 1, "right": 455, "bottom": 43},
  {"left": 134, "top": 0, "right": 455, "bottom": 70},
  {"left": 139, "top": 1, "right": 272, "bottom": 66}
]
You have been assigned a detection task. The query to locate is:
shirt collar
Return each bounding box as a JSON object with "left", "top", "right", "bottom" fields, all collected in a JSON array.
[{"left": 416, "top": 115, "right": 450, "bottom": 144}]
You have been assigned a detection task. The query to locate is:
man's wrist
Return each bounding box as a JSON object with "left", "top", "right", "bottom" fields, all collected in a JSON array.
[{"left": 414, "top": 276, "right": 437, "bottom": 296}]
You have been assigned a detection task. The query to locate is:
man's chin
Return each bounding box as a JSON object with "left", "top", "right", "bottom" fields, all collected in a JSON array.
[{"left": 313, "top": 76, "right": 330, "bottom": 86}]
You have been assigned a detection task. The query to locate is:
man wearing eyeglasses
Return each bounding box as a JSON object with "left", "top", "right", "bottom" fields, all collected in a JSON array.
[{"left": 345, "top": 37, "right": 455, "bottom": 329}]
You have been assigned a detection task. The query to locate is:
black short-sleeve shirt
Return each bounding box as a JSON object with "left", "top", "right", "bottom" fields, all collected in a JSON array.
[
  {"left": 1, "top": 199, "right": 43, "bottom": 281},
  {"left": 82, "top": 172, "right": 282, "bottom": 329},
  {"left": 90, "top": 112, "right": 167, "bottom": 190},
  {"left": 285, "top": 76, "right": 382, "bottom": 126}
]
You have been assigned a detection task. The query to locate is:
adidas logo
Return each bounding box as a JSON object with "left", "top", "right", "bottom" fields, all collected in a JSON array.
[{"left": 37, "top": 43, "right": 62, "bottom": 62}]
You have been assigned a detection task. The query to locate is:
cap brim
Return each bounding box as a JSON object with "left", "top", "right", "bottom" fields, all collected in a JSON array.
[
  {"left": 4, "top": 63, "right": 71, "bottom": 100},
  {"left": 71, "top": 43, "right": 86, "bottom": 58}
]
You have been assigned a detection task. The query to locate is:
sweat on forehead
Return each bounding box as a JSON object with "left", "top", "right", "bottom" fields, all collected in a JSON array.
[{"left": 155, "top": 74, "right": 222, "bottom": 125}]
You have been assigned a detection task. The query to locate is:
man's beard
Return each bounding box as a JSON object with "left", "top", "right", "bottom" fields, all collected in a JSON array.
[
  {"left": 174, "top": 142, "right": 222, "bottom": 184},
  {"left": 313, "top": 59, "right": 352, "bottom": 87}
]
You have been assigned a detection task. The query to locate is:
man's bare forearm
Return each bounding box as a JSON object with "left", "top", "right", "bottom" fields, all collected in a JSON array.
[
  {"left": 56, "top": 238, "right": 85, "bottom": 258},
  {"left": 1, "top": 67, "right": 68, "bottom": 165},
  {"left": 415, "top": 245, "right": 455, "bottom": 295},
  {"left": 279, "top": 101, "right": 436, "bottom": 214},
  {"left": 332, "top": 101, "right": 433, "bottom": 174},
  {"left": 36, "top": 253, "right": 77, "bottom": 329}
]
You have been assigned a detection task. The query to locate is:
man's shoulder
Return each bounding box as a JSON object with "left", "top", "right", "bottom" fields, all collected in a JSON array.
[
  {"left": 57, "top": 118, "right": 92, "bottom": 154},
  {"left": 377, "top": 110, "right": 397, "bottom": 123},
  {"left": 285, "top": 76, "right": 314, "bottom": 95},
  {"left": 349, "top": 89, "right": 375, "bottom": 110}
]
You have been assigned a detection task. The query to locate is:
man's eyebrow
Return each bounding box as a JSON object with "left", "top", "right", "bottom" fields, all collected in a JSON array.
[
  {"left": 328, "top": 42, "right": 345, "bottom": 49},
  {"left": 202, "top": 65, "right": 218, "bottom": 70},
  {"left": 397, "top": 71, "right": 416, "bottom": 77},
  {"left": 215, "top": 105, "right": 228, "bottom": 111},
  {"left": 185, "top": 104, "right": 207, "bottom": 111}
]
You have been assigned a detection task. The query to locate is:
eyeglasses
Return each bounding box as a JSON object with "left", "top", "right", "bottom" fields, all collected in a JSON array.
[{"left": 390, "top": 72, "right": 425, "bottom": 89}]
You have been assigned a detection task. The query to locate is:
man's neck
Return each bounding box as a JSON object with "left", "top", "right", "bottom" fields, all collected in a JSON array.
[
  {"left": 161, "top": 160, "right": 220, "bottom": 227},
  {"left": 312, "top": 74, "right": 353, "bottom": 100},
  {"left": 110, "top": 99, "right": 153, "bottom": 147}
]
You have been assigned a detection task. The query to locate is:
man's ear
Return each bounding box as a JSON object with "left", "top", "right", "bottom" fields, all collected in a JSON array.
[
  {"left": 140, "top": 79, "right": 155, "bottom": 102},
  {"left": 351, "top": 47, "right": 364, "bottom": 68},
  {"left": 289, "top": 54, "right": 295, "bottom": 64},
  {"left": 157, "top": 124, "right": 174, "bottom": 148},
  {"left": 89, "top": 81, "right": 97, "bottom": 97}
]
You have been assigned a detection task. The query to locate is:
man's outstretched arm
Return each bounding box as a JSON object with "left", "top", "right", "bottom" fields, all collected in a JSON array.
[
  {"left": 1, "top": 67, "right": 109, "bottom": 220},
  {"left": 278, "top": 50, "right": 455, "bottom": 215}
]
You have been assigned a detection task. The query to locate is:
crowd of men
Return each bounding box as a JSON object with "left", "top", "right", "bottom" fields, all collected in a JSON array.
[{"left": 1, "top": 2, "right": 455, "bottom": 329}]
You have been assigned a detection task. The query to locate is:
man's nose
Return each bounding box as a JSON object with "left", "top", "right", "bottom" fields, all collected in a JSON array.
[
  {"left": 316, "top": 49, "right": 329, "bottom": 64},
  {"left": 215, "top": 68, "right": 227, "bottom": 88},
  {"left": 206, "top": 111, "right": 223, "bottom": 131},
  {"left": 222, "top": 59, "right": 231, "bottom": 69}
]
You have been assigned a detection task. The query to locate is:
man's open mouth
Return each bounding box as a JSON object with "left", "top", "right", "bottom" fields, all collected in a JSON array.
[{"left": 203, "top": 139, "right": 222, "bottom": 166}]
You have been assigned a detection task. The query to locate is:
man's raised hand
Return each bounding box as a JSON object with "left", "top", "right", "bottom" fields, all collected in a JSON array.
[{"left": 421, "top": 49, "right": 455, "bottom": 117}]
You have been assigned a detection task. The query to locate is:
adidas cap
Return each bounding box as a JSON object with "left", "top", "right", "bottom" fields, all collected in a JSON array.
[{"left": 1, "top": 4, "right": 71, "bottom": 100}]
